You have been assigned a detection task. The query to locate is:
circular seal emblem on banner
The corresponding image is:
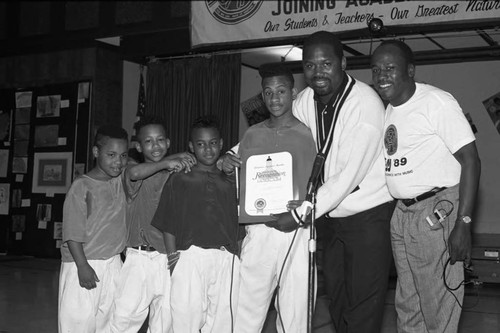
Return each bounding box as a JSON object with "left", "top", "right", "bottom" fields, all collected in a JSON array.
[
  {"left": 205, "top": 0, "right": 264, "bottom": 25},
  {"left": 254, "top": 198, "right": 266, "bottom": 214},
  {"left": 384, "top": 124, "right": 398, "bottom": 156}
]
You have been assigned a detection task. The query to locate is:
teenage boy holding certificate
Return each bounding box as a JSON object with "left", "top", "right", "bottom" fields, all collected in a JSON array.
[{"left": 232, "top": 63, "right": 316, "bottom": 333}]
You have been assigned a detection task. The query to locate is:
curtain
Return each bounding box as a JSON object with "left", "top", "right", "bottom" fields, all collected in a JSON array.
[{"left": 145, "top": 54, "right": 241, "bottom": 154}]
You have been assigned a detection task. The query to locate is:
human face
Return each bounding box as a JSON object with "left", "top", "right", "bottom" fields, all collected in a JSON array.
[
  {"left": 371, "top": 44, "right": 416, "bottom": 106},
  {"left": 302, "top": 42, "right": 346, "bottom": 104},
  {"left": 189, "top": 127, "right": 223, "bottom": 168},
  {"left": 261, "top": 75, "right": 297, "bottom": 120},
  {"left": 136, "top": 124, "right": 170, "bottom": 163},
  {"left": 93, "top": 138, "right": 128, "bottom": 180}
]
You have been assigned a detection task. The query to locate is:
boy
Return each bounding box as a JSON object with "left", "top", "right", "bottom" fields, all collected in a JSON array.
[
  {"left": 151, "top": 115, "right": 240, "bottom": 333},
  {"left": 58, "top": 124, "right": 129, "bottom": 332},
  {"left": 110, "top": 116, "right": 196, "bottom": 333},
  {"left": 232, "top": 63, "right": 317, "bottom": 333}
]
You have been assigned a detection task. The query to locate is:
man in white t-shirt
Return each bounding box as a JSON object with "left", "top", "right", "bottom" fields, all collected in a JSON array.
[{"left": 371, "top": 40, "right": 481, "bottom": 333}]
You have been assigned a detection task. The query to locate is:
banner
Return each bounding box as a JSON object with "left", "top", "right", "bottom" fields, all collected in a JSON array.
[{"left": 191, "top": 0, "right": 500, "bottom": 48}]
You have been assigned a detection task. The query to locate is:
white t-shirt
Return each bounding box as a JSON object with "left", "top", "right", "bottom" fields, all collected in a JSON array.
[{"left": 383, "top": 83, "right": 476, "bottom": 199}]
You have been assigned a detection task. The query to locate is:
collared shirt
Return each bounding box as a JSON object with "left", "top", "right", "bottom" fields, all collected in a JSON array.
[
  {"left": 151, "top": 168, "right": 240, "bottom": 255},
  {"left": 293, "top": 74, "right": 392, "bottom": 218},
  {"left": 314, "top": 73, "right": 349, "bottom": 155}
]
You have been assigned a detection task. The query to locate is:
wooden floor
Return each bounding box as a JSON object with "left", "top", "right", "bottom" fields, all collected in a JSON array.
[{"left": 1, "top": 255, "right": 499, "bottom": 333}]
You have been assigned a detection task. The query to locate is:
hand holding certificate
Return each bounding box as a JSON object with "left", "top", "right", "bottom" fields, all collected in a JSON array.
[{"left": 242, "top": 151, "right": 293, "bottom": 222}]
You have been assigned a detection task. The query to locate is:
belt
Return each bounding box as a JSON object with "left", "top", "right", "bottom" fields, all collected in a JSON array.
[
  {"left": 131, "top": 245, "right": 156, "bottom": 252},
  {"left": 401, "top": 187, "right": 447, "bottom": 207}
]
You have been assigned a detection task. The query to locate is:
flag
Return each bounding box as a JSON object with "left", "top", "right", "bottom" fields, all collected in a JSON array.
[{"left": 131, "top": 65, "right": 146, "bottom": 145}]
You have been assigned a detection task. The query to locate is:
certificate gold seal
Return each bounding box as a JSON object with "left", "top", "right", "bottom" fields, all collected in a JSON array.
[{"left": 254, "top": 198, "right": 266, "bottom": 214}]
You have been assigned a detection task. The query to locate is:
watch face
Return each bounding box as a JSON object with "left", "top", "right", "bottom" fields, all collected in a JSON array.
[{"left": 461, "top": 216, "right": 472, "bottom": 223}]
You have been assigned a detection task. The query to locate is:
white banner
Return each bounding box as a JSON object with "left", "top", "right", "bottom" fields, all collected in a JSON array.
[{"left": 191, "top": 0, "right": 500, "bottom": 48}]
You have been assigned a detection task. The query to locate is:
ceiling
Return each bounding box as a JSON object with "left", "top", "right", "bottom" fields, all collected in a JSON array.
[{"left": 237, "top": 25, "right": 500, "bottom": 70}]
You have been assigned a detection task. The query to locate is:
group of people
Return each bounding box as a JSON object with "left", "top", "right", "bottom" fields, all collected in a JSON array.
[{"left": 58, "top": 30, "right": 480, "bottom": 333}]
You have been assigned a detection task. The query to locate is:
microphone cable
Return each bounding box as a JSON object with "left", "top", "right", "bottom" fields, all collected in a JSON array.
[
  {"left": 275, "top": 152, "right": 324, "bottom": 331},
  {"left": 229, "top": 166, "right": 240, "bottom": 333},
  {"left": 436, "top": 199, "right": 479, "bottom": 310},
  {"left": 275, "top": 223, "right": 301, "bottom": 333}
]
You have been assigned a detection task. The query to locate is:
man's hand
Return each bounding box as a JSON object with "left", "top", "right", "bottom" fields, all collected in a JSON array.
[
  {"left": 448, "top": 220, "right": 472, "bottom": 266},
  {"left": 265, "top": 212, "right": 299, "bottom": 233},
  {"left": 220, "top": 153, "right": 241, "bottom": 175},
  {"left": 286, "top": 200, "right": 303, "bottom": 211},
  {"left": 77, "top": 263, "right": 99, "bottom": 290}
]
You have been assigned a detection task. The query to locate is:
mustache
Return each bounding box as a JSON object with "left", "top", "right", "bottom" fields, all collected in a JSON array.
[{"left": 312, "top": 75, "right": 330, "bottom": 80}]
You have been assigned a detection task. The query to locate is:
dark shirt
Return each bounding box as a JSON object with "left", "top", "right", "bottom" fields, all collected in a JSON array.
[
  {"left": 151, "top": 168, "right": 240, "bottom": 255},
  {"left": 314, "top": 73, "right": 348, "bottom": 152}
]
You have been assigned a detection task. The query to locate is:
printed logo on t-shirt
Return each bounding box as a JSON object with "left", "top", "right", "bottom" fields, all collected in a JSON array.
[{"left": 384, "top": 124, "right": 397, "bottom": 156}]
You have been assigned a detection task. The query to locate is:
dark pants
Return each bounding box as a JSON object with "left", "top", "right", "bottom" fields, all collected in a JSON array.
[{"left": 320, "top": 200, "right": 396, "bottom": 333}]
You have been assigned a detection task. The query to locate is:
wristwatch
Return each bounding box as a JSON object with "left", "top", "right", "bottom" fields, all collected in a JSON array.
[{"left": 458, "top": 215, "right": 472, "bottom": 224}]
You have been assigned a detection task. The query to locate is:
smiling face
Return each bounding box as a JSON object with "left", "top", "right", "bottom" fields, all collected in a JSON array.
[
  {"left": 302, "top": 42, "right": 346, "bottom": 104},
  {"left": 136, "top": 124, "right": 170, "bottom": 163},
  {"left": 92, "top": 137, "right": 128, "bottom": 180},
  {"left": 189, "top": 127, "right": 223, "bottom": 168},
  {"left": 261, "top": 75, "right": 297, "bottom": 120},
  {"left": 371, "top": 44, "right": 416, "bottom": 106}
]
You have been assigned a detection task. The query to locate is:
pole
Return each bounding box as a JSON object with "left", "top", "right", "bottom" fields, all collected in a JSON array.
[{"left": 307, "top": 192, "right": 317, "bottom": 333}]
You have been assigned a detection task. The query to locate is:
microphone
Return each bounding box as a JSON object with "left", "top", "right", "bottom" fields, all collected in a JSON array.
[{"left": 305, "top": 153, "right": 325, "bottom": 202}]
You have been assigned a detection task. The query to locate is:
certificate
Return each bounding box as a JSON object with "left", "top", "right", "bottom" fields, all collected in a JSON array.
[{"left": 244, "top": 152, "right": 293, "bottom": 218}]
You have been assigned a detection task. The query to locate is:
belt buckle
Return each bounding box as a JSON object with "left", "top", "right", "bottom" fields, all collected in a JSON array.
[
  {"left": 135, "top": 245, "right": 155, "bottom": 252},
  {"left": 401, "top": 199, "right": 416, "bottom": 207}
]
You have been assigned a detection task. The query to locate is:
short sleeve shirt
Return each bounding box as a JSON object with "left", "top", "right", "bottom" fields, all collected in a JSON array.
[
  {"left": 124, "top": 168, "right": 170, "bottom": 252},
  {"left": 383, "top": 83, "right": 476, "bottom": 198},
  {"left": 151, "top": 169, "right": 239, "bottom": 255},
  {"left": 61, "top": 174, "right": 127, "bottom": 262}
]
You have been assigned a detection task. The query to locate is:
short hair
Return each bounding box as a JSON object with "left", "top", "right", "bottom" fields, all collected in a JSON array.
[
  {"left": 190, "top": 114, "right": 221, "bottom": 137},
  {"left": 134, "top": 115, "right": 166, "bottom": 137},
  {"left": 378, "top": 40, "right": 415, "bottom": 65},
  {"left": 258, "top": 63, "right": 295, "bottom": 88},
  {"left": 93, "top": 124, "right": 128, "bottom": 148},
  {"left": 303, "top": 30, "right": 344, "bottom": 59}
]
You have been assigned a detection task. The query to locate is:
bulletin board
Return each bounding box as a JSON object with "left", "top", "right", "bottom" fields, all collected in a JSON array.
[{"left": 0, "top": 81, "right": 91, "bottom": 258}]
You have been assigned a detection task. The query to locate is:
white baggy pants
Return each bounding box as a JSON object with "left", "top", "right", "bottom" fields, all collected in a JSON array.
[
  {"left": 235, "top": 225, "right": 311, "bottom": 333},
  {"left": 109, "top": 248, "right": 172, "bottom": 333},
  {"left": 171, "top": 245, "right": 240, "bottom": 333},
  {"left": 58, "top": 254, "right": 122, "bottom": 333}
]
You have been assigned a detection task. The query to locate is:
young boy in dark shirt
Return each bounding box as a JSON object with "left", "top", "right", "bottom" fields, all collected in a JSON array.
[{"left": 151, "top": 115, "right": 240, "bottom": 333}]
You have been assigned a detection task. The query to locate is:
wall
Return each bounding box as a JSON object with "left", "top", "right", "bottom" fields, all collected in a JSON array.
[
  {"left": 122, "top": 61, "right": 141, "bottom": 140},
  {"left": 0, "top": 46, "right": 123, "bottom": 257},
  {"left": 123, "top": 60, "right": 500, "bottom": 234}
]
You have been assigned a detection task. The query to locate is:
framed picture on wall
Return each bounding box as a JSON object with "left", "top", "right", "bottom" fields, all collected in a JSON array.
[
  {"left": 0, "top": 183, "right": 9, "bottom": 215},
  {"left": 32, "top": 152, "right": 73, "bottom": 194},
  {"left": 0, "top": 150, "right": 8, "bottom": 177},
  {"left": 36, "top": 95, "right": 61, "bottom": 118},
  {"left": 34, "top": 125, "right": 59, "bottom": 147},
  {"left": 0, "top": 109, "right": 12, "bottom": 142}
]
